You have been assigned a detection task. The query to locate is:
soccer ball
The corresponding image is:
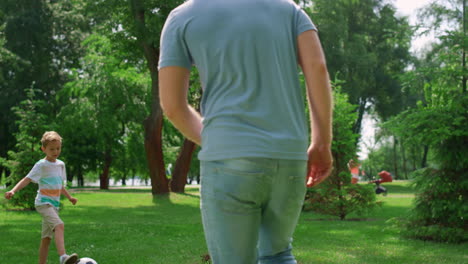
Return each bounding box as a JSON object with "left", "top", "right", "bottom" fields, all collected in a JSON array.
[{"left": 77, "top": 257, "right": 97, "bottom": 264}]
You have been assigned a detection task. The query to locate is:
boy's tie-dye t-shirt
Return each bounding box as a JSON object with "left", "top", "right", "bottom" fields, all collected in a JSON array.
[{"left": 26, "top": 159, "right": 66, "bottom": 209}]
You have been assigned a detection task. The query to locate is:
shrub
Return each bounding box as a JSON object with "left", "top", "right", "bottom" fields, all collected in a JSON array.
[
  {"left": 1, "top": 88, "right": 49, "bottom": 210},
  {"left": 397, "top": 168, "right": 468, "bottom": 243},
  {"left": 386, "top": 94, "right": 468, "bottom": 243},
  {"left": 304, "top": 173, "right": 381, "bottom": 220},
  {"left": 303, "top": 86, "right": 381, "bottom": 220}
]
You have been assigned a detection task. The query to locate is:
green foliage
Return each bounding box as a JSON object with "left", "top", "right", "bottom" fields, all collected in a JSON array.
[
  {"left": 308, "top": 0, "right": 413, "bottom": 135},
  {"left": 1, "top": 88, "right": 49, "bottom": 209},
  {"left": 59, "top": 34, "right": 150, "bottom": 186},
  {"left": 385, "top": 95, "right": 468, "bottom": 242},
  {"left": 361, "top": 143, "right": 394, "bottom": 180},
  {"left": 304, "top": 173, "right": 380, "bottom": 219},
  {"left": 394, "top": 168, "right": 467, "bottom": 243},
  {"left": 0, "top": 0, "right": 87, "bottom": 183},
  {"left": 330, "top": 84, "right": 360, "bottom": 169},
  {"left": 304, "top": 85, "right": 380, "bottom": 219},
  {"left": 111, "top": 125, "right": 149, "bottom": 184},
  {"left": 385, "top": 101, "right": 467, "bottom": 161},
  {"left": 383, "top": 1, "right": 468, "bottom": 240}
]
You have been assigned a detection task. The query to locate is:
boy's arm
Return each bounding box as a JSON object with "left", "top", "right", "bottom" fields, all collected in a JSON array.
[
  {"left": 298, "top": 30, "right": 333, "bottom": 187},
  {"left": 4, "top": 177, "right": 32, "bottom": 199},
  {"left": 61, "top": 186, "right": 77, "bottom": 205}
]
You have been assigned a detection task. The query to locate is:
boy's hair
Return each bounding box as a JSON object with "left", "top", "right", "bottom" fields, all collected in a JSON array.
[{"left": 41, "top": 131, "right": 62, "bottom": 147}]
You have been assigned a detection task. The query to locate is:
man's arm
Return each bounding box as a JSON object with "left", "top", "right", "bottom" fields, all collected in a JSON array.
[
  {"left": 298, "top": 30, "right": 333, "bottom": 187},
  {"left": 159, "top": 66, "right": 203, "bottom": 145}
]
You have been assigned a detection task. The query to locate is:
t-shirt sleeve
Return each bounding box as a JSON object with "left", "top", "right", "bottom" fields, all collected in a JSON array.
[
  {"left": 158, "top": 11, "right": 193, "bottom": 70},
  {"left": 295, "top": 7, "right": 317, "bottom": 36},
  {"left": 26, "top": 162, "right": 42, "bottom": 183}
]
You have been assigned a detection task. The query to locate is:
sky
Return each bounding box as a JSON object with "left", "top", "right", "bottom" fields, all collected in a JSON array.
[
  {"left": 357, "top": 0, "right": 434, "bottom": 160},
  {"left": 393, "top": 0, "right": 435, "bottom": 53}
]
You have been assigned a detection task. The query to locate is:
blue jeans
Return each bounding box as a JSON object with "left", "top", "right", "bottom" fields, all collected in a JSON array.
[{"left": 200, "top": 158, "right": 307, "bottom": 264}]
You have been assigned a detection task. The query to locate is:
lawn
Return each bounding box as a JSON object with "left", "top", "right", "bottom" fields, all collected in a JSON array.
[{"left": 0, "top": 181, "right": 466, "bottom": 263}]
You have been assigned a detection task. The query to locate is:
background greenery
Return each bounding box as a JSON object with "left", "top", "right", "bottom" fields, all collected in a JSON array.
[{"left": 1, "top": 0, "right": 466, "bottom": 245}]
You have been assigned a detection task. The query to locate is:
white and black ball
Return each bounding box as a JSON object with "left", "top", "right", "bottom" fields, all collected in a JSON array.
[{"left": 76, "top": 257, "right": 98, "bottom": 264}]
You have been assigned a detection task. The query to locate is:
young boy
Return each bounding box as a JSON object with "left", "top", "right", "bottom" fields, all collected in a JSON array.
[{"left": 4, "top": 131, "right": 79, "bottom": 264}]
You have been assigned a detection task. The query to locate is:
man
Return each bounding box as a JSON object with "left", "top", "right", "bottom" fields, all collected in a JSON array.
[{"left": 158, "top": 0, "right": 333, "bottom": 263}]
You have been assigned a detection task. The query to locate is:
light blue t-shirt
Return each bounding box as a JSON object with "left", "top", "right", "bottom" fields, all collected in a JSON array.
[{"left": 159, "top": 0, "right": 316, "bottom": 161}]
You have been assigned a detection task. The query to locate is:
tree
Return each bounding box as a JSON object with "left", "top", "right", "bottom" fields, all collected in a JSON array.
[
  {"left": 60, "top": 34, "right": 149, "bottom": 189},
  {"left": 307, "top": 0, "right": 413, "bottom": 137},
  {"left": 85, "top": 0, "right": 188, "bottom": 193},
  {"left": 0, "top": 0, "right": 86, "bottom": 185},
  {"left": 304, "top": 85, "right": 380, "bottom": 220},
  {"left": 1, "top": 88, "right": 50, "bottom": 209},
  {"left": 129, "top": 0, "right": 171, "bottom": 194},
  {"left": 383, "top": 0, "right": 468, "bottom": 242}
]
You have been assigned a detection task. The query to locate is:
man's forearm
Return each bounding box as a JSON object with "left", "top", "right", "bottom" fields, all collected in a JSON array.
[
  {"left": 307, "top": 69, "right": 332, "bottom": 146},
  {"left": 165, "top": 105, "right": 203, "bottom": 146},
  {"left": 298, "top": 30, "right": 333, "bottom": 146},
  {"left": 159, "top": 66, "right": 202, "bottom": 145}
]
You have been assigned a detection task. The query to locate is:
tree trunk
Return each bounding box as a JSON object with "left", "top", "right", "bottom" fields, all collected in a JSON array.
[
  {"left": 392, "top": 137, "right": 399, "bottom": 179},
  {"left": 400, "top": 141, "right": 408, "bottom": 180},
  {"left": 463, "top": 0, "right": 466, "bottom": 93},
  {"left": 353, "top": 98, "right": 367, "bottom": 143},
  {"left": 131, "top": 0, "right": 169, "bottom": 194},
  {"left": 100, "top": 149, "right": 111, "bottom": 190},
  {"left": 171, "top": 139, "right": 197, "bottom": 192},
  {"left": 421, "top": 145, "right": 429, "bottom": 168},
  {"left": 144, "top": 113, "right": 169, "bottom": 194},
  {"left": 77, "top": 166, "right": 84, "bottom": 187}
]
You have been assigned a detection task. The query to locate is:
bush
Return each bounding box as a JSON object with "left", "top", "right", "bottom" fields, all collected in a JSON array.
[
  {"left": 304, "top": 173, "right": 381, "bottom": 220},
  {"left": 386, "top": 94, "right": 468, "bottom": 243},
  {"left": 1, "top": 88, "right": 49, "bottom": 210},
  {"left": 397, "top": 168, "right": 468, "bottom": 243},
  {"left": 303, "top": 86, "right": 381, "bottom": 220}
]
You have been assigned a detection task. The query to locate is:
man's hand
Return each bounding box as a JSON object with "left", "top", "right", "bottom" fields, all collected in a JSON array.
[
  {"left": 4, "top": 191, "right": 15, "bottom": 200},
  {"left": 69, "top": 197, "right": 78, "bottom": 205},
  {"left": 306, "top": 144, "right": 333, "bottom": 187}
]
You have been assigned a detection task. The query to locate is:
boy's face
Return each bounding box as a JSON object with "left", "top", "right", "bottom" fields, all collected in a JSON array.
[{"left": 41, "top": 140, "right": 62, "bottom": 162}]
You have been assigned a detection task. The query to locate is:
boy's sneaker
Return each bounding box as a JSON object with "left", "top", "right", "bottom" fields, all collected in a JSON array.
[{"left": 60, "top": 253, "right": 79, "bottom": 264}]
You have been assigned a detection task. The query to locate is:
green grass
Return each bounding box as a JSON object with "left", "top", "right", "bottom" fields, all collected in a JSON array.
[{"left": 0, "top": 182, "right": 466, "bottom": 263}]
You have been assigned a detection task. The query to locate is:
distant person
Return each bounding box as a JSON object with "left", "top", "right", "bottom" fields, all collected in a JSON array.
[
  {"left": 348, "top": 159, "right": 360, "bottom": 184},
  {"left": 368, "top": 170, "right": 393, "bottom": 195},
  {"left": 369, "top": 170, "right": 393, "bottom": 184},
  {"left": 158, "top": 0, "right": 333, "bottom": 263},
  {"left": 4, "top": 131, "right": 79, "bottom": 264}
]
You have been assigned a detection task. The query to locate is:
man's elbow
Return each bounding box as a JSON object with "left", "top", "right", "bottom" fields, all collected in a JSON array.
[{"left": 161, "top": 101, "right": 181, "bottom": 120}]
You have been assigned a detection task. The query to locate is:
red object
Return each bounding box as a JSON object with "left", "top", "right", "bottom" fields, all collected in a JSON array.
[{"left": 378, "top": 171, "right": 392, "bottom": 183}]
